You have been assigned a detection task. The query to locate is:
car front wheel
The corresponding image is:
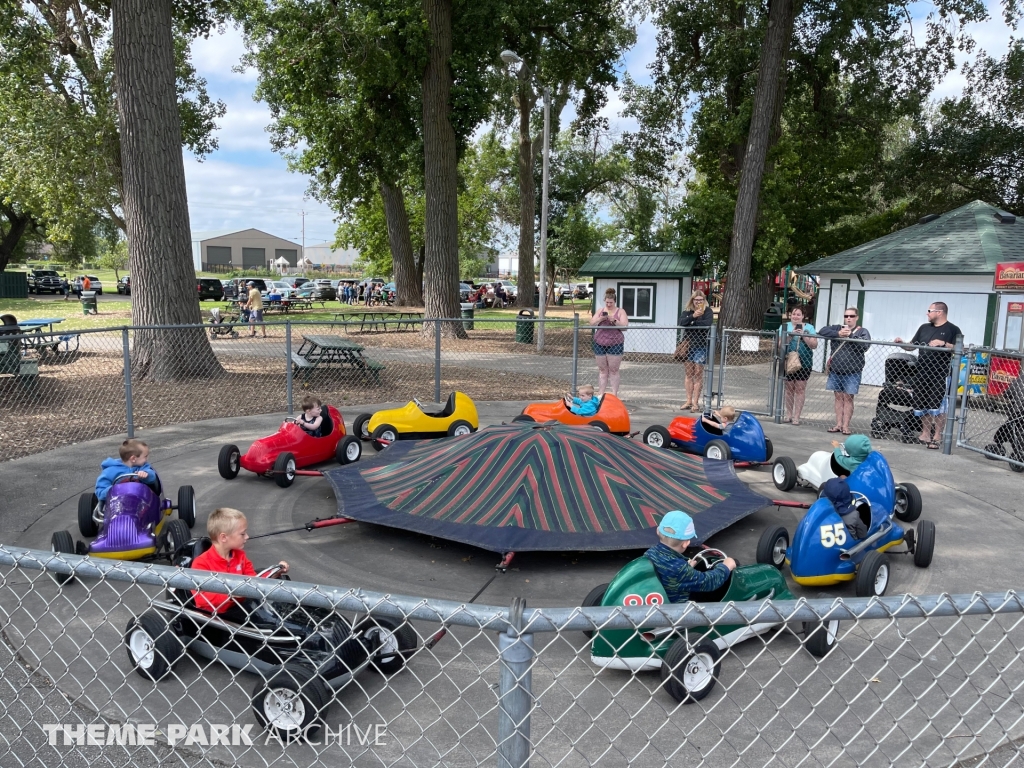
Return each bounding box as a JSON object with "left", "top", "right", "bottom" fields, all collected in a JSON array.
[
  {"left": 218, "top": 444, "right": 241, "bottom": 479},
  {"left": 251, "top": 665, "right": 331, "bottom": 743},
  {"left": 176, "top": 486, "right": 196, "bottom": 528},
  {"left": 353, "top": 413, "right": 373, "bottom": 439},
  {"left": 803, "top": 619, "right": 840, "bottom": 657},
  {"left": 772, "top": 456, "right": 797, "bottom": 491},
  {"left": 78, "top": 493, "right": 99, "bottom": 537},
  {"left": 336, "top": 435, "right": 361, "bottom": 464},
  {"left": 643, "top": 425, "right": 670, "bottom": 449},
  {"left": 371, "top": 424, "right": 398, "bottom": 451},
  {"left": 703, "top": 439, "right": 731, "bottom": 461},
  {"left": 855, "top": 551, "right": 890, "bottom": 597},
  {"left": 661, "top": 639, "right": 722, "bottom": 704},
  {"left": 125, "top": 611, "right": 183, "bottom": 682},
  {"left": 756, "top": 526, "right": 790, "bottom": 569},
  {"left": 50, "top": 531, "right": 75, "bottom": 586},
  {"left": 273, "top": 452, "right": 297, "bottom": 487},
  {"left": 448, "top": 420, "right": 473, "bottom": 437}
]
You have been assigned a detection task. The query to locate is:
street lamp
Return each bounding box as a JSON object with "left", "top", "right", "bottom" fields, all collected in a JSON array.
[{"left": 500, "top": 49, "right": 550, "bottom": 352}]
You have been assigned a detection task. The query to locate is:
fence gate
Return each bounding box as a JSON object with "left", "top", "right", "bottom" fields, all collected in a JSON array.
[{"left": 716, "top": 328, "right": 779, "bottom": 415}]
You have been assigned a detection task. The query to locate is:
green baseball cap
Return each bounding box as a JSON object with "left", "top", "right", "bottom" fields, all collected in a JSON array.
[{"left": 833, "top": 434, "right": 872, "bottom": 473}]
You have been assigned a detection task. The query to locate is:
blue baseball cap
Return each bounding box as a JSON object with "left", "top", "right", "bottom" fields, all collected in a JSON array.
[{"left": 658, "top": 510, "right": 696, "bottom": 541}]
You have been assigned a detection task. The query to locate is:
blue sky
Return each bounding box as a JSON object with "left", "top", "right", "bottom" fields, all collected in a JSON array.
[{"left": 183, "top": 5, "right": 1013, "bottom": 249}]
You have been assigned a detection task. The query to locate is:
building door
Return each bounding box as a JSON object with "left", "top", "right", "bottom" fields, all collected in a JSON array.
[
  {"left": 241, "top": 248, "right": 266, "bottom": 269},
  {"left": 827, "top": 280, "right": 849, "bottom": 327}
]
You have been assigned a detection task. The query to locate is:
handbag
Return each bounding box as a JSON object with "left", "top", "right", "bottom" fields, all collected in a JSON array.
[
  {"left": 785, "top": 350, "right": 802, "bottom": 375},
  {"left": 674, "top": 336, "right": 690, "bottom": 361}
]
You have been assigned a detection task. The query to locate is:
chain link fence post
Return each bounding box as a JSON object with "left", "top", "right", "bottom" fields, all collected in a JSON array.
[
  {"left": 942, "top": 333, "right": 964, "bottom": 454},
  {"left": 958, "top": 344, "right": 972, "bottom": 447},
  {"left": 704, "top": 323, "right": 717, "bottom": 412},
  {"left": 434, "top": 318, "right": 442, "bottom": 403},
  {"left": 122, "top": 327, "right": 134, "bottom": 438},
  {"left": 571, "top": 313, "right": 579, "bottom": 395},
  {"left": 497, "top": 597, "right": 533, "bottom": 768},
  {"left": 285, "top": 319, "right": 293, "bottom": 415},
  {"left": 767, "top": 329, "right": 779, "bottom": 415},
  {"left": 716, "top": 328, "right": 728, "bottom": 408},
  {"left": 775, "top": 327, "right": 788, "bottom": 424}
]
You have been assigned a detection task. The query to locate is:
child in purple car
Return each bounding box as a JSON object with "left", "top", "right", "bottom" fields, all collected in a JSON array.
[{"left": 95, "top": 439, "right": 159, "bottom": 502}]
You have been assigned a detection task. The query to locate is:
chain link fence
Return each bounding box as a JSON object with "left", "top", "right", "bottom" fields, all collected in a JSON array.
[
  {"left": 1, "top": 545, "right": 1023, "bottom": 767},
  {"left": 957, "top": 346, "right": 1024, "bottom": 472}
]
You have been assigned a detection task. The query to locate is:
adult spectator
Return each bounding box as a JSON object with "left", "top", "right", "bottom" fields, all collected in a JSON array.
[
  {"left": 245, "top": 281, "right": 266, "bottom": 338},
  {"left": 82, "top": 275, "right": 92, "bottom": 292},
  {"left": 895, "top": 302, "right": 962, "bottom": 449},
  {"left": 73, "top": 276, "right": 83, "bottom": 299},
  {"left": 60, "top": 276, "right": 69, "bottom": 301},
  {"left": 494, "top": 283, "right": 507, "bottom": 309},
  {"left": 780, "top": 305, "right": 818, "bottom": 426},
  {"left": 819, "top": 308, "right": 871, "bottom": 435},
  {"left": 677, "top": 290, "right": 714, "bottom": 411},
  {"left": 590, "top": 287, "right": 628, "bottom": 397}
]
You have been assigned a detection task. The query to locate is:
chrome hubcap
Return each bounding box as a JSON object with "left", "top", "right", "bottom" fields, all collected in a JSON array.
[
  {"left": 129, "top": 630, "right": 155, "bottom": 669},
  {"left": 454, "top": 426, "right": 471, "bottom": 436},
  {"left": 263, "top": 689, "right": 305, "bottom": 730},
  {"left": 874, "top": 564, "right": 889, "bottom": 594},
  {"left": 773, "top": 464, "right": 786, "bottom": 483},
  {"left": 683, "top": 653, "right": 714, "bottom": 690},
  {"left": 707, "top": 447, "right": 723, "bottom": 460},
  {"left": 346, "top": 442, "right": 360, "bottom": 460},
  {"left": 773, "top": 538, "right": 787, "bottom": 564},
  {"left": 647, "top": 433, "right": 664, "bottom": 448}
]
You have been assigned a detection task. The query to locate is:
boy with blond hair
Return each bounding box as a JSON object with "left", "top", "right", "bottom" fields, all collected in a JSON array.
[{"left": 564, "top": 384, "right": 599, "bottom": 417}]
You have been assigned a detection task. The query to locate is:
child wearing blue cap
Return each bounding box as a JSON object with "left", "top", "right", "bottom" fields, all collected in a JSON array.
[{"left": 644, "top": 510, "right": 737, "bottom": 603}]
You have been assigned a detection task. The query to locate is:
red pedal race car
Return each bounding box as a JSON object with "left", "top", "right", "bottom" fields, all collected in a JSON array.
[
  {"left": 513, "top": 394, "right": 631, "bottom": 435},
  {"left": 217, "top": 405, "right": 361, "bottom": 488}
]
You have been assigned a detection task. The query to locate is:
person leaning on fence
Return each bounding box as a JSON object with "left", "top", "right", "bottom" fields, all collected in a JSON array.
[
  {"left": 645, "top": 511, "right": 736, "bottom": 604},
  {"left": 677, "top": 290, "right": 714, "bottom": 412},
  {"left": 818, "top": 308, "right": 870, "bottom": 436},
  {"left": 894, "top": 302, "right": 962, "bottom": 450},
  {"left": 780, "top": 305, "right": 817, "bottom": 426},
  {"left": 591, "top": 288, "right": 628, "bottom": 398}
]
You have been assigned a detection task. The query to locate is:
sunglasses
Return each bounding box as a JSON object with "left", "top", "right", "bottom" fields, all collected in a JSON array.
[{"left": 844, "top": 314, "right": 857, "bottom": 318}]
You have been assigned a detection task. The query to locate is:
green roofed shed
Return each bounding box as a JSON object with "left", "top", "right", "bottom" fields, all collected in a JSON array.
[{"left": 580, "top": 251, "right": 698, "bottom": 278}]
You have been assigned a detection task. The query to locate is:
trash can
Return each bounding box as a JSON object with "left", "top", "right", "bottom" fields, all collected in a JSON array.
[
  {"left": 460, "top": 302, "right": 475, "bottom": 330},
  {"left": 81, "top": 290, "right": 98, "bottom": 315},
  {"left": 516, "top": 309, "right": 534, "bottom": 344},
  {"left": 556, "top": 293, "right": 565, "bottom": 306},
  {"left": 762, "top": 303, "right": 783, "bottom": 332}
]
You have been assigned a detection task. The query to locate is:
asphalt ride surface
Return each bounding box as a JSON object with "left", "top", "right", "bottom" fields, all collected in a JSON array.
[{"left": 2, "top": 403, "right": 1023, "bottom": 767}]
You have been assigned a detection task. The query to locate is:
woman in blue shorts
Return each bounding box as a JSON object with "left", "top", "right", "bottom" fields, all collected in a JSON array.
[
  {"left": 818, "top": 308, "right": 870, "bottom": 435},
  {"left": 590, "top": 288, "right": 628, "bottom": 397},
  {"left": 678, "top": 290, "right": 714, "bottom": 411}
]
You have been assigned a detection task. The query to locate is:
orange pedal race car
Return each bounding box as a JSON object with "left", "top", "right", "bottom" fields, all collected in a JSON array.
[{"left": 513, "top": 394, "right": 631, "bottom": 435}]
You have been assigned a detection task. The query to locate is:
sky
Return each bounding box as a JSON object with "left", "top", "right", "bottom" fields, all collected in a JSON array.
[{"left": 183, "top": 4, "right": 1015, "bottom": 249}]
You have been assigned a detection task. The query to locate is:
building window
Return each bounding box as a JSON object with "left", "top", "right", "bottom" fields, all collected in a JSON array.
[{"left": 618, "top": 283, "right": 655, "bottom": 321}]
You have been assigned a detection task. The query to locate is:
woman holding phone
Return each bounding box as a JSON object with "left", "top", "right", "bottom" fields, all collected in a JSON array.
[
  {"left": 781, "top": 305, "right": 818, "bottom": 425},
  {"left": 590, "top": 288, "right": 628, "bottom": 397}
]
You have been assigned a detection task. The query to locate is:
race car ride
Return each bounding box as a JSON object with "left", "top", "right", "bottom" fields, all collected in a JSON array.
[
  {"left": 352, "top": 392, "right": 479, "bottom": 451},
  {"left": 756, "top": 451, "right": 935, "bottom": 597},
  {"left": 583, "top": 546, "right": 837, "bottom": 704},
  {"left": 513, "top": 393, "right": 631, "bottom": 435},
  {"left": 124, "top": 540, "right": 419, "bottom": 743},
  {"left": 217, "top": 405, "right": 361, "bottom": 488},
  {"left": 642, "top": 411, "right": 772, "bottom": 462}
]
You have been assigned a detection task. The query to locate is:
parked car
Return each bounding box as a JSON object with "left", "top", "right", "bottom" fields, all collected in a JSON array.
[
  {"left": 237, "top": 278, "right": 271, "bottom": 294},
  {"left": 220, "top": 279, "right": 237, "bottom": 299},
  {"left": 267, "top": 280, "right": 295, "bottom": 298},
  {"left": 573, "top": 283, "right": 592, "bottom": 299},
  {"left": 116, "top": 276, "right": 131, "bottom": 295},
  {"left": 27, "top": 269, "right": 62, "bottom": 294},
  {"left": 459, "top": 283, "right": 473, "bottom": 301},
  {"left": 77, "top": 274, "right": 103, "bottom": 295},
  {"left": 280, "top": 276, "right": 310, "bottom": 288},
  {"left": 196, "top": 277, "right": 224, "bottom": 301},
  {"left": 307, "top": 280, "right": 337, "bottom": 301}
]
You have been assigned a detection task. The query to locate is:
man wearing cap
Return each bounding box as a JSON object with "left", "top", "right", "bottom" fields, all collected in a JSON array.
[
  {"left": 245, "top": 281, "right": 266, "bottom": 338},
  {"left": 645, "top": 511, "right": 737, "bottom": 604}
]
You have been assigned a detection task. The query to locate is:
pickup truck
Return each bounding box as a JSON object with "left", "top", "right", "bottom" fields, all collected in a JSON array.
[{"left": 27, "top": 269, "right": 62, "bottom": 294}]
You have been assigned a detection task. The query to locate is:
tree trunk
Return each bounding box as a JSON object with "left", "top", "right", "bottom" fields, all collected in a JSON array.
[
  {"left": 721, "top": 272, "right": 775, "bottom": 336},
  {"left": 0, "top": 210, "right": 31, "bottom": 273},
  {"left": 718, "top": 0, "right": 796, "bottom": 330},
  {"left": 514, "top": 80, "right": 537, "bottom": 308},
  {"left": 380, "top": 180, "right": 422, "bottom": 306},
  {"left": 111, "top": 0, "right": 220, "bottom": 380}
]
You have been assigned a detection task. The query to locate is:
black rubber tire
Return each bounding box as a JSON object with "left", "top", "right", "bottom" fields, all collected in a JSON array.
[
  {"left": 660, "top": 639, "right": 722, "bottom": 704},
  {"left": 50, "top": 531, "right": 75, "bottom": 585},
  {"left": 589, "top": 420, "right": 610, "bottom": 432},
  {"left": 984, "top": 442, "right": 1004, "bottom": 459},
  {"left": 251, "top": 664, "right": 331, "bottom": 742},
  {"left": 643, "top": 425, "right": 671, "bottom": 450},
  {"left": 703, "top": 439, "right": 731, "bottom": 461},
  {"left": 756, "top": 526, "right": 790, "bottom": 569},
  {"left": 353, "top": 413, "right": 373, "bottom": 439},
  {"left": 218, "top": 444, "right": 241, "bottom": 479},
  {"left": 764, "top": 438, "right": 774, "bottom": 461},
  {"left": 893, "top": 482, "right": 922, "bottom": 523},
  {"left": 78, "top": 493, "right": 98, "bottom": 537},
  {"left": 125, "top": 611, "right": 183, "bottom": 682},
  {"left": 914, "top": 520, "right": 936, "bottom": 568},
  {"left": 448, "top": 419, "right": 473, "bottom": 437},
  {"left": 355, "top": 616, "right": 418, "bottom": 675},
  {"left": 163, "top": 519, "right": 192, "bottom": 559},
  {"left": 772, "top": 456, "right": 798, "bottom": 492},
  {"left": 512, "top": 414, "right": 535, "bottom": 423},
  {"left": 336, "top": 435, "right": 361, "bottom": 464},
  {"left": 803, "top": 619, "right": 840, "bottom": 658},
  {"left": 581, "top": 583, "right": 609, "bottom": 639},
  {"left": 176, "top": 486, "right": 196, "bottom": 528},
  {"left": 273, "top": 452, "right": 297, "bottom": 487},
  {"left": 855, "top": 551, "right": 890, "bottom": 597},
  {"left": 371, "top": 424, "right": 398, "bottom": 452}
]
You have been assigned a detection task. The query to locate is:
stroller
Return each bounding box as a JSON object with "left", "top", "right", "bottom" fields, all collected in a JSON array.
[
  {"left": 208, "top": 308, "right": 239, "bottom": 339},
  {"left": 871, "top": 353, "right": 922, "bottom": 442},
  {"left": 986, "top": 372, "right": 1024, "bottom": 472}
]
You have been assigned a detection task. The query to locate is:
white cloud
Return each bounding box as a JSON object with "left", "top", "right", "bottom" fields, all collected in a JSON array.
[{"left": 190, "top": 25, "right": 255, "bottom": 83}]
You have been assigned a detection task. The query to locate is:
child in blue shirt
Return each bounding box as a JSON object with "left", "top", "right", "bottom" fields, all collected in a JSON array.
[
  {"left": 564, "top": 384, "right": 599, "bottom": 417},
  {"left": 645, "top": 511, "right": 736, "bottom": 603},
  {"left": 95, "top": 439, "right": 159, "bottom": 502}
]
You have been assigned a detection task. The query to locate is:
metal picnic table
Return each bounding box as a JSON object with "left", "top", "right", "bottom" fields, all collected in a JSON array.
[
  {"left": 18, "top": 318, "right": 80, "bottom": 354},
  {"left": 293, "top": 334, "right": 386, "bottom": 384},
  {"left": 330, "top": 311, "right": 424, "bottom": 332}
]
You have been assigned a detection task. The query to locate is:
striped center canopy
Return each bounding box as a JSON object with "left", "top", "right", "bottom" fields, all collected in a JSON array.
[{"left": 323, "top": 422, "right": 769, "bottom": 552}]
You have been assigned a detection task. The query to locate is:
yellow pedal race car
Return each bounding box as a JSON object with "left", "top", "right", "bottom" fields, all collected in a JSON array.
[{"left": 353, "top": 392, "right": 479, "bottom": 452}]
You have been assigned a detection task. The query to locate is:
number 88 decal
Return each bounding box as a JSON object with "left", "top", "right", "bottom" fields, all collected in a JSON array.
[
  {"left": 819, "top": 522, "right": 847, "bottom": 548},
  {"left": 623, "top": 593, "right": 664, "bottom": 606}
]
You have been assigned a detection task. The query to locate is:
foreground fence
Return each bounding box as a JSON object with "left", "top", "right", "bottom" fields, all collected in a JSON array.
[{"left": 1, "top": 545, "right": 1023, "bottom": 767}]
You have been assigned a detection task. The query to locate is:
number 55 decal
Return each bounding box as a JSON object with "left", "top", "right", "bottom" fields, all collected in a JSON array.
[{"left": 819, "top": 523, "right": 847, "bottom": 548}]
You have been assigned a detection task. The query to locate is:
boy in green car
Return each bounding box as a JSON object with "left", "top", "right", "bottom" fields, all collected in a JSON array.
[{"left": 645, "top": 511, "right": 737, "bottom": 603}]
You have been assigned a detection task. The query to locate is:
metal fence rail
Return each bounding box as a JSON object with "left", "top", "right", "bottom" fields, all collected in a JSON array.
[
  {"left": 1, "top": 546, "right": 1023, "bottom": 768},
  {"left": 957, "top": 345, "right": 1024, "bottom": 472}
]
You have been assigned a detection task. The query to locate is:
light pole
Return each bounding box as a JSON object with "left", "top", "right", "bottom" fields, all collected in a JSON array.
[{"left": 500, "top": 49, "right": 550, "bottom": 352}]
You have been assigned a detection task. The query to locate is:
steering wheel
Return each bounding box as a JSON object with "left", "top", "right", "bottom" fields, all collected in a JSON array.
[
  {"left": 413, "top": 397, "right": 424, "bottom": 409},
  {"left": 112, "top": 473, "right": 142, "bottom": 485},
  {"left": 256, "top": 564, "right": 287, "bottom": 580},
  {"left": 691, "top": 548, "right": 727, "bottom": 571}
]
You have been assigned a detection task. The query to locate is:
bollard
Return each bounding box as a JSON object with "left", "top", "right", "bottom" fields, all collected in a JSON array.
[
  {"left": 704, "top": 324, "right": 717, "bottom": 412},
  {"left": 497, "top": 597, "right": 533, "bottom": 768},
  {"left": 942, "top": 334, "right": 964, "bottom": 455},
  {"left": 122, "top": 328, "right": 134, "bottom": 438},
  {"left": 285, "top": 320, "right": 293, "bottom": 415},
  {"left": 571, "top": 314, "right": 579, "bottom": 394}
]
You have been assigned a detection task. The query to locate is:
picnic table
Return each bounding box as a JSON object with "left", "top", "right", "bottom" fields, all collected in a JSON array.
[
  {"left": 292, "top": 334, "right": 386, "bottom": 384},
  {"left": 331, "top": 311, "right": 424, "bottom": 332},
  {"left": 19, "top": 318, "right": 80, "bottom": 355}
]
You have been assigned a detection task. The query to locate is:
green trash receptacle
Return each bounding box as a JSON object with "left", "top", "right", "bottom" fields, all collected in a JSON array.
[
  {"left": 762, "top": 304, "right": 783, "bottom": 332},
  {"left": 460, "top": 302, "right": 475, "bottom": 330},
  {"left": 81, "top": 290, "right": 98, "bottom": 315},
  {"left": 516, "top": 309, "right": 534, "bottom": 344}
]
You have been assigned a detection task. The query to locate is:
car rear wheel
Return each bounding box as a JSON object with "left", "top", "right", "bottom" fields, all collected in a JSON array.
[
  {"left": 581, "top": 583, "right": 609, "bottom": 639},
  {"left": 273, "top": 453, "right": 297, "bottom": 487},
  {"left": 371, "top": 424, "right": 398, "bottom": 452},
  {"left": 914, "top": 520, "right": 936, "bottom": 568},
  {"left": 703, "top": 439, "right": 731, "bottom": 461},
  {"left": 894, "top": 482, "right": 922, "bottom": 522},
  {"left": 125, "top": 611, "right": 183, "bottom": 682},
  {"left": 589, "top": 420, "right": 610, "bottom": 432},
  {"left": 756, "top": 526, "right": 790, "bottom": 569},
  {"left": 176, "top": 486, "right": 196, "bottom": 528},
  {"left": 218, "top": 444, "right": 241, "bottom": 479},
  {"left": 251, "top": 664, "right": 331, "bottom": 742},
  {"left": 772, "top": 456, "right": 797, "bottom": 491},
  {"left": 643, "top": 425, "right": 670, "bottom": 449},
  {"left": 355, "top": 615, "right": 418, "bottom": 675},
  {"left": 764, "top": 438, "right": 774, "bottom": 461},
  {"left": 855, "top": 551, "right": 890, "bottom": 597},
  {"left": 163, "top": 519, "right": 192, "bottom": 559},
  {"left": 660, "top": 639, "right": 721, "bottom": 704},
  {"left": 50, "top": 531, "right": 75, "bottom": 585},
  {"left": 353, "top": 413, "right": 373, "bottom": 439},
  {"left": 512, "top": 415, "right": 535, "bottom": 423},
  {"left": 78, "top": 493, "right": 98, "bottom": 537},
  {"left": 337, "top": 435, "right": 361, "bottom": 464},
  {"left": 803, "top": 619, "right": 840, "bottom": 657},
  {"left": 448, "top": 420, "right": 473, "bottom": 437}
]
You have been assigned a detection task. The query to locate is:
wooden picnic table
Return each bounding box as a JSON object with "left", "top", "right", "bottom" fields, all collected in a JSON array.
[
  {"left": 331, "top": 311, "right": 424, "bottom": 332},
  {"left": 292, "top": 334, "right": 386, "bottom": 384}
]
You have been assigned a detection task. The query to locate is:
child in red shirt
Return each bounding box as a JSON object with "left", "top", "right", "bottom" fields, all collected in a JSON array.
[{"left": 191, "top": 507, "right": 288, "bottom": 614}]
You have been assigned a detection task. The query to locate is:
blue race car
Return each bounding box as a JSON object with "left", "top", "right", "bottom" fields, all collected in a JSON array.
[
  {"left": 642, "top": 411, "right": 772, "bottom": 463},
  {"left": 755, "top": 452, "right": 935, "bottom": 597}
]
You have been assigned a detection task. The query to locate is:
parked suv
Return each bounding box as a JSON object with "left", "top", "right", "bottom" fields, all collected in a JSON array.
[
  {"left": 196, "top": 277, "right": 224, "bottom": 301},
  {"left": 27, "top": 269, "right": 62, "bottom": 294},
  {"left": 77, "top": 274, "right": 103, "bottom": 295},
  {"left": 116, "top": 276, "right": 131, "bottom": 295}
]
